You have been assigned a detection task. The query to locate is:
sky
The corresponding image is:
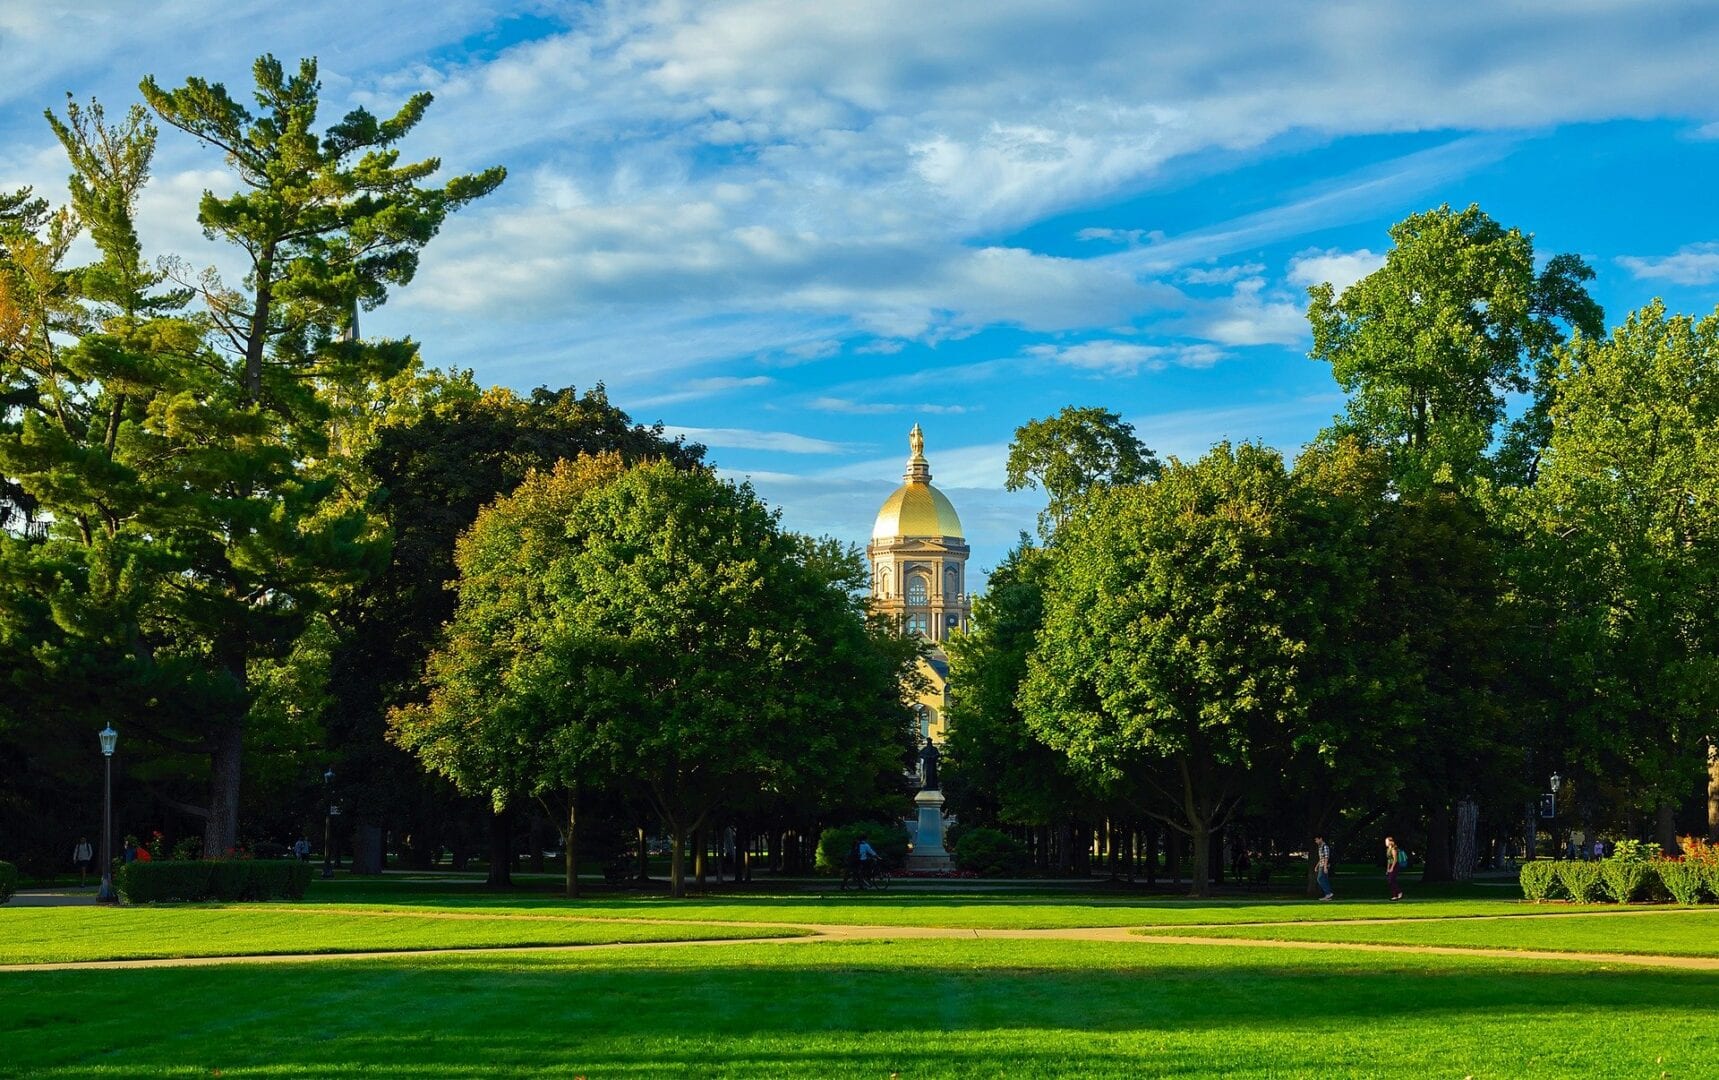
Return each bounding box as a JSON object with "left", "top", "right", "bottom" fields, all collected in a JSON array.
[{"left": 4, "top": 1, "right": 1719, "bottom": 587}]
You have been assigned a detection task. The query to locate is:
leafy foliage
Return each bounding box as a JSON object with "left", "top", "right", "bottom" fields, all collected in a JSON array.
[
  {"left": 1517, "top": 861, "right": 1563, "bottom": 902},
  {"left": 814, "top": 823, "right": 910, "bottom": 875},
  {"left": 1555, "top": 861, "right": 1606, "bottom": 903},
  {"left": 115, "top": 859, "right": 310, "bottom": 903},
  {"left": 1004, "top": 406, "right": 1159, "bottom": 539},
  {"left": 951, "top": 827, "right": 1031, "bottom": 877},
  {"left": 0, "top": 860, "right": 15, "bottom": 903}
]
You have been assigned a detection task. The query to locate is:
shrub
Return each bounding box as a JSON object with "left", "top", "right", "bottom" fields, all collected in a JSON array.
[
  {"left": 1598, "top": 859, "right": 1654, "bottom": 903},
  {"left": 0, "top": 860, "right": 17, "bottom": 904},
  {"left": 171, "top": 836, "right": 203, "bottom": 861},
  {"left": 952, "top": 827, "right": 1031, "bottom": 877},
  {"left": 116, "top": 859, "right": 310, "bottom": 903},
  {"left": 814, "top": 823, "right": 909, "bottom": 875},
  {"left": 1556, "top": 860, "right": 1606, "bottom": 903},
  {"left": 1518, "top": 860, "right": 1563, "bottom": 901},
  {"left": 1655, "top": 860, "right": 1708, "bottom": 905}
]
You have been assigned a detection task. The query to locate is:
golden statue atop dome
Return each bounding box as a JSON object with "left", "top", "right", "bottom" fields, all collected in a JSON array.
[{"left": 909, "top": 422, "right": 925, "bottom": 461}]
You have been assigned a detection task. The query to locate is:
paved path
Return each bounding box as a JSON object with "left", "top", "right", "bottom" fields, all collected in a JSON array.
[
  {"left": 7, "top": 916, "right": 1719, "bottom": 973},
  {"left": 8, "top": 890, "right": 98, "bottom": 908}
]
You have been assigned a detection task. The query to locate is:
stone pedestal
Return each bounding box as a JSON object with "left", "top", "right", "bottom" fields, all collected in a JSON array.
[{"left": 906, "top": 789, "right": 953, "bottom": 871}]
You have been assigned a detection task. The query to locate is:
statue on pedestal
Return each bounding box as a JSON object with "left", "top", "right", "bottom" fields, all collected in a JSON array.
[{"left": 918, "top": 738, "right": 940, "bottom": 790}]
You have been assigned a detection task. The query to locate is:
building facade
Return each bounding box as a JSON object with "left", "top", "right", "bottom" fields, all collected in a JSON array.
[{"left": 867, "top": 424, "right": 971, "bottom": 746}]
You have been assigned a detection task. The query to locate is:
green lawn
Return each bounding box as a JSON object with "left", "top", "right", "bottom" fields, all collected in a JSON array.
[
  {"left": 3, "top": 939, "right": 1716, "bottom": 1077},
  {"left": 272, "top": 876, "right": 1643, "bottom": 929},
  {"left": 0, "top": 907, "right": 799, "bottom": 965},
  {"left": 1136, "top": 907, "right": 1719, "bottom": 957}
]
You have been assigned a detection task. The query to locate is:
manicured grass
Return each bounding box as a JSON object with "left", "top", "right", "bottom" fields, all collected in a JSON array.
[
  {"left": 1136, "top": 907, "right": 1719, "bottom": 957},
  {"left": 283, "top": 877, "right": 1638, "bottom": 929},
  {"left": 0, "top": 907, "right": 800, "bottom": 965},
  {"left": 4, "top": 939, "right": 1716, "bottom": 1077}
]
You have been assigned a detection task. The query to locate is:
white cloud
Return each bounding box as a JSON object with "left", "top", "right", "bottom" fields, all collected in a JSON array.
[
  {"left": 1287, "top": 247, "right": 1386, "bottom": 293},
  {"left": 664, "top": 426, "right": 854, "bottom": 454},
  {"left": 806, "top": 397, "right": 972, "bottom": 415},
  {"left": 1616, "top": 243, "right": 1719, "bottom": 286},
  {"left": 628, "top": 375, "right": 776, "bottom": 407},
  {"left": 1182, "top": 262, "right": 1265, "bottom": 285},
  {"left": 1175, "top": 278, "right": 1307, "bottom": 347},
  {"left": 1026, "top": 340, "right": 1226, "bottom": 374}
]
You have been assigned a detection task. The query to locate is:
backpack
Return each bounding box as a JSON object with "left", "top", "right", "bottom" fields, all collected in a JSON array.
[{"left": 1396, "top": 848, "right": 1408, "bottom": 869}]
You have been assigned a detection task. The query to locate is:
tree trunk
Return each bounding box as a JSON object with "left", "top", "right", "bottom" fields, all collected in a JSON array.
[
  {"left": 636, "top": 826, "right": 650, "bottom": 882},
  {"left": 1707, "top": 740, "right": 1719, "bottom": 842},
  {"left": 529, "top": 814, "right": 545, "bottom": 875},
  {"left": 204, "top": 724, "right": 244, "bottom": 858},
  {"left": 1656, "top": 801, "right": 1680, "bottom": 855},
  {"left": 670, "top": 826, "right": 687, "bottom": 898},
  {"left": 561, "top": 795, "right": 578, "bottom": 899},
  {"left": 1144, "top": 827, "right": 1157, "bottom": 885},
  {"left": 1452, "top": 799, "right": 1479, "bottom": 881},
  {"left": 1168, "top": 830, "right": 1182, "bottom": 886},
  {"left": 694, "top": 827, "right": 707, "bottom": 890},
  {"left": 486, "top": 806, "right": 513, "bottom": 887},
  {"left": 1188, "top": 824, "right": 1212, "bottom": 898}
]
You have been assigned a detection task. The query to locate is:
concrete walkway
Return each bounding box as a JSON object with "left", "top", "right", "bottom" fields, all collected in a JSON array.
[
  {"left": 7, "top": 916, "right": 1719, "bottom": 974},
  {"left": 8, "top": 890, "right": 98, "bottom": 908}
]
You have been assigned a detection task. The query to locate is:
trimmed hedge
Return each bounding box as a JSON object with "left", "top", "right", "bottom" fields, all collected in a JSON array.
[
  {"left": 1518, "top": 860, "right": 1563, "bottom": 901},
  {"left": 814, "top": 823, "right": 910, "bottom": 875},
  {"left": 1656, "top": 861, "right": 1708, "bottom": 905},
  {"left": 1555, "top": 861, "right": 1606, "bottom": 903},
  {"left": 116, "top": 859, "right": 310, "bottom": 903},
  {"left": 1598, "top": 859, "right": 1654, "bottom": 903},
  {"left": 951, "top": 827, "right": 1031, "bottom": 877},
  {"left": 0, "top": 860, "right": 17, "bottom": 904}
]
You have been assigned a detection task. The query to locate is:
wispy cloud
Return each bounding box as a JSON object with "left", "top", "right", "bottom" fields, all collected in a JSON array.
[
  {"left": 1616, "top": 243, "right": 1719, "bottom": 286},
  {"left": 664, "top": 426, "right": 856, "bottom": 454},
  {"left": 1026, "top": 340, "right": 1225, "bottom": 374},
  {"left": 629, "top": 375, "right": 776, "bottom": 407},
  {"left": 1287, "top": 248, "right": 1386, "bottom": 293},
  {"left": 807, "top": 397, "right": 972, "bottom": 415}
]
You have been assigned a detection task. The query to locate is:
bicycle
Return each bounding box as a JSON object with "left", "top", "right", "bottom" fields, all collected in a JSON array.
[{"left": 839, "top": 860, "right": 891, "bottom": 890}]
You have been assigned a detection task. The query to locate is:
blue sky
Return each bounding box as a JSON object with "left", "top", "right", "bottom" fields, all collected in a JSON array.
[{"left": 4, "top": 2, "right": 1718, "bottom": 586}]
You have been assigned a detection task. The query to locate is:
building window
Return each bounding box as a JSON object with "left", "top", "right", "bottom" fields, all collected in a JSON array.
[
  {"left": 917, "top": 705, "right": 933, "bottom": 742},
  {"left": 906, "top": 613, "right": 929, "bottom": 637},
  {"left": 906, "top": 575, "right": 929, "bottom": 605}
]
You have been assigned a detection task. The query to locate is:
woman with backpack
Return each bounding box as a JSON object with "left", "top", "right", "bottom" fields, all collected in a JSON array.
[{"left": 1384, "top": 836, "right": 1405, "bottom": 901}]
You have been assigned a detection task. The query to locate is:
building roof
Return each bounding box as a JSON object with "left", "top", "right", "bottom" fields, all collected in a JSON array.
[{"left": 871, "top": 424, "right": 964, "bottom": 540}]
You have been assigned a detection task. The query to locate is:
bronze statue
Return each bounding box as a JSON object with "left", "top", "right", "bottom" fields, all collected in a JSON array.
[{"left": 918, "top": 738, "right": 940, "bottom": 790}]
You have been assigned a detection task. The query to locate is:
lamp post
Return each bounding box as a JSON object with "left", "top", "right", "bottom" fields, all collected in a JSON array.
[
  {"left": 98, "top": 725, "right": 118, "bottom": 902},
  {"left": 1550, "top": 772, "right": 1563, "bottom": 859},
  {"left": 322, "top": 767, "right": 336, "bottom": 879}
]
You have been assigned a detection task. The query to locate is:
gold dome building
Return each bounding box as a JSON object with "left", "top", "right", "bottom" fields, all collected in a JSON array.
[{"left": 868, "top": 424, "right": 970, "bottom": 746}]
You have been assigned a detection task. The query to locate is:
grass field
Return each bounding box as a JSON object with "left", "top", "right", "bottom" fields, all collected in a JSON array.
[
  {"left": 1136, "top": 907, "right": 1719, "bottom": 957},
  {"left": 0, "top": 906, "right": 801, "bottom": 965},
  {"left": 4, "top": 876, "right": 1716, "bottom": 1077}
]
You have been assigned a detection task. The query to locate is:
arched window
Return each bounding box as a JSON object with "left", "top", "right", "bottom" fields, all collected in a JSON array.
[
  {"left": 906, "top": 613, "right": 929, "bottom": 637},
  {"left": 906, "top": 575, "right": 929, "bottom": 605}
]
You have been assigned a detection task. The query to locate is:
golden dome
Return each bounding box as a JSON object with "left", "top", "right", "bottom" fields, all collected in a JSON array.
[{"left": 872, "top": 424, "right": 964, "bottom": 540}]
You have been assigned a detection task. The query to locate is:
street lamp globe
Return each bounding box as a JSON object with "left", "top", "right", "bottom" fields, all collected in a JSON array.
[{"left": 99, "top": 725, "right": 118, "bottom": 757}]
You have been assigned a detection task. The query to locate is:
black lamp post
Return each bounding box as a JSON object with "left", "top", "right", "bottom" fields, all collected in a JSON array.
[
  {"left": 322, "top": 767, "right": 336, "bottom": 879},
  {"left": 98, "top": 725, "right": 118, "bottom": 902},
  {"left": 1550, "top": 772, "right": 1563, "bottom": 858}
]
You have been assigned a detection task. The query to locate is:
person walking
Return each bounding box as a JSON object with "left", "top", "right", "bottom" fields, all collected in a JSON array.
[
  {"left": 73, "top": 837, "right": 93, "bottom": 884},
  {"left": 1313, "top": 835, "right": 1334, "bottom": 900},
  {"left": 1385, "top": 836, "right": 1405, "bottom": 901}
]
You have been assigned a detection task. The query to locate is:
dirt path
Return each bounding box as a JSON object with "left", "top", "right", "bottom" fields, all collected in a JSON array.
[{"left": 7, "top": 919, "right": 1719, "bottom": 973}]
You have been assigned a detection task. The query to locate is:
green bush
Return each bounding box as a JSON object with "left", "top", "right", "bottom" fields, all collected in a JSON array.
[
  {"left": 116, "top": 859, "right": 310, "bottom": 903},
  {"left": 952, "top": 827, "right": 1031, "bottom": 877},
  {"left": 0, "top": 860, "right": 17, "bottom": 904},
  {"left": 1556, "top": 860, "right": 1606, "bottom": 903},
  {"left": 1598, "top": 859, "right": 1654, "bottom": 903},
  {"left": 1655, "top": 860, "right": 1708, "bottom": 905},
  {"left": 1518, "top": 860, "right": 1563, "bottom": 901},
  {"left": 814, "top": 823, "right": 909, "bottom": 875}
]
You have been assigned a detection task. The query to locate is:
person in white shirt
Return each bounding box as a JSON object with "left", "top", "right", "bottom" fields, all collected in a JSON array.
[{"left": 73, "top": 837, "right": 93, "bottom": 884}]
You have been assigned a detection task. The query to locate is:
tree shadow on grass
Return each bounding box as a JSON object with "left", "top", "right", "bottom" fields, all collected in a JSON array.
[{"left": 8, "top": 941, "right": 1718, "bottom": 1077}]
